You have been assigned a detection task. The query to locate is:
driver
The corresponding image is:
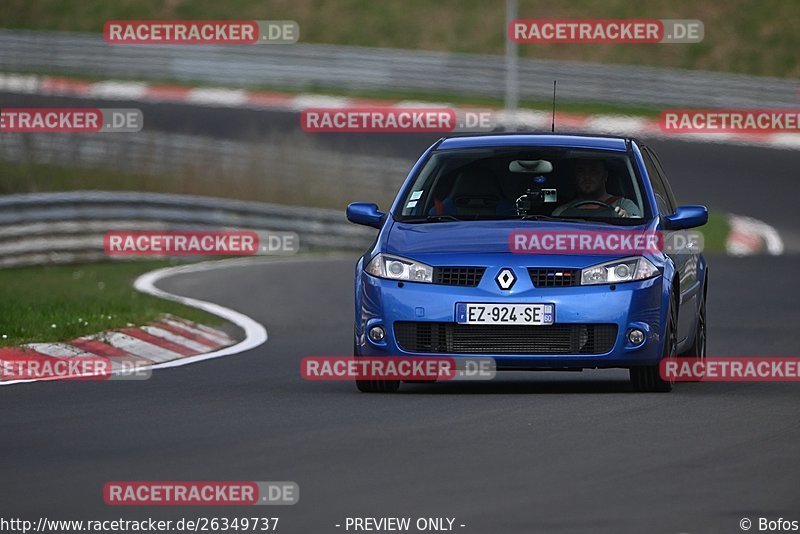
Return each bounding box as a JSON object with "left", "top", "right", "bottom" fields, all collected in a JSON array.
[{"left": 552, "top": 159, "right": 641, "bottom": 218}]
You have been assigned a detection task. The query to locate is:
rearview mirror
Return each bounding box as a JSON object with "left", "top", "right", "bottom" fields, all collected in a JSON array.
[
  {"left": 346, "top": 202, "right": 385, "bottom": 229},
  {"left": 509, "top": 159, "right": 554, "bottom": 173},
  {"left": 664, "top": 205, "right": 708, "bottom": 230}
]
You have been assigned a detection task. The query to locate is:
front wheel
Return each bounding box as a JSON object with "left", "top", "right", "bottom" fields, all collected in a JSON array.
[
  {"left": 355, "top": 378, "right": 401, "bottom": 393},
  {"left": 354, "top": 333, "right": 400, "bottom": 393},
  {"left": 679, "top": 281, "right": 707, "bottom": 381},
  {"left": 630, "top": 294, "right": 677, "bottom": 393}
]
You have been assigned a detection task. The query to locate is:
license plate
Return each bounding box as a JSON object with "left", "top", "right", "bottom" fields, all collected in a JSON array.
[{"left": 456, "top": 303, "right": 554, "bottom": 325}]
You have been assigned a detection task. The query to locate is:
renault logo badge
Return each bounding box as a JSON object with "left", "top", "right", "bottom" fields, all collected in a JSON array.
[{"left": 495, "top": 268, "right": 516, "bottom": 290}]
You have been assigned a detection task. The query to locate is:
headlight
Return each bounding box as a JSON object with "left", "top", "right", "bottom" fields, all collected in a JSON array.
[
  {"left": 580, "top": 257, "right": 658, "bottom": 285},
  {"left": 365, "top": 253, "right": 433, "bottom": 283}
]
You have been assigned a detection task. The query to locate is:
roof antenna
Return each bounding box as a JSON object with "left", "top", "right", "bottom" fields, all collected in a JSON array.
[{"left": 551, "top": 80, "right": 557, "bottom": 133}]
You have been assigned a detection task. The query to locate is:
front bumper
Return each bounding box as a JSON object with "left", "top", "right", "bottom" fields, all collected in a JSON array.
[{"left": 355, "top": 263, "right": 667, "bottom": 369}]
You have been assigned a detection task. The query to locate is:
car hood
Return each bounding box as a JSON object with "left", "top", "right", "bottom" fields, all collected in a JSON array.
[{"left": 385, "top": 219, "right": 654, "bottom": 255}]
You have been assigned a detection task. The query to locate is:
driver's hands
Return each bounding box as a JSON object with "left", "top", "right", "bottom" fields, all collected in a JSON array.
[{"left": 613, "top": 206, "right": 629, "bottom": 218}]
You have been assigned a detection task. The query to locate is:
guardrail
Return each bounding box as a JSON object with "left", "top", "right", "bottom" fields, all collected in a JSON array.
[
  {"left": 0, "top": 29, "right": 797, "bottom": 108},
  {"left": 0, "top": 191, "right": 376, "bottom": 267}
]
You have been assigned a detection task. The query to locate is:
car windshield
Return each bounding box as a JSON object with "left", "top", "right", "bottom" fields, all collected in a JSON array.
[{"left": 395, "top": 146, "right": 649, "bottom": 224}]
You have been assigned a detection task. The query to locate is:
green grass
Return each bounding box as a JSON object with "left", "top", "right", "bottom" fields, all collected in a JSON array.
[
  {"left": 699, "top": 209, "right": 729, "bottom": 254},
  {"left": 0, "top": 260, "right": 224, "bottom": 347},
  {"left": 2, "top": 0, "right": 798, "bottom": 78},
  {"left": 0, "top": 161, "right": 171, "bottom": 196}
]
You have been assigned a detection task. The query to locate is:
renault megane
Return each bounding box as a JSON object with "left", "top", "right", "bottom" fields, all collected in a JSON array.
[{"left": 347, "top": 134, "right": 708, "bottom": 393}]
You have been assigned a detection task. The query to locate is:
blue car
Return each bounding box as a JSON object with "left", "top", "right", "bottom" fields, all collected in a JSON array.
[{"left": 347, "top": 134, "right": 708, "bottom": 393}]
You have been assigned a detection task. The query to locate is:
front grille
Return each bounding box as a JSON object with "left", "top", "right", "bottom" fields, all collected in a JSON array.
[
  {"left": 433, "top": 267, "right": 486, "bottom": 287},
  {"left": 394, "top": 322, "right": 617, "bottom": 355},
  {"left": 528, "top": 268, "right": 580, "bottom": 287}
]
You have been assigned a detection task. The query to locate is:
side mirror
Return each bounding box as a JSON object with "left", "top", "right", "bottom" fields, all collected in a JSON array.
[
  {"left": 664, "top": 205, "right": 708, "bottom": 230},
  {"left": 346, "top": 202, "right": 385, "bottom": 229}
]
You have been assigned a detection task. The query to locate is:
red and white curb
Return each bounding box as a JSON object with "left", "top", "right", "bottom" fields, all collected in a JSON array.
[
  {"left": 2, "top": 72, "right": 800, "bottom": 151},
  {"left": 0, "top": 258, "right": 269, "bottom": 385},
  {"left": 0, "top": 315, "right": 235, "bottom": 383},
  {"left": 726, "top": 214, "right": 785, "bottom": 256}
]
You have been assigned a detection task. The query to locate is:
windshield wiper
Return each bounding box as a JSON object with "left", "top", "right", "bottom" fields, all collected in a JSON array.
[
  {"left": 517, "top": 214, "right": 564, "bottom": 221},
  {"left": 558, "top": 217, "right": 619, "bottom": 226},
  {"left": 401, "top": 214, "right": 464, "bottom": 223},
  {"left": 516, "top": 214, "right": 616, "bottom": 225},
  {"left": 402, "top": 214, "right": 625, "bottom": 225}
]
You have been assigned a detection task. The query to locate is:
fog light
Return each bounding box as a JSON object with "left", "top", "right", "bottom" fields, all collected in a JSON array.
[
  {"left": 368, "top": 326, "right": 385, "bottom": 343},
  {"left": 627, "top": 328, "right": 645, "bottom": 345}
]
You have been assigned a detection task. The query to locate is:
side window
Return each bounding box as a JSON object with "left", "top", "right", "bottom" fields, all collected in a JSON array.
[
  {"left": 641, "top": 149, "right": 673, "bottom": 216},
  {"left": 648, "top": 149, "right": 679, "bottom": 209}
]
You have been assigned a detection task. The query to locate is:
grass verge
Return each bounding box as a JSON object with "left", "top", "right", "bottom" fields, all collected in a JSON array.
[
  {"left": 2, "top": 0, "right": 798, "bottom": 78},
  {"left": 0, "top": 260, "right": 224, "bottom": 347},
  {"left": 700, "top": 210, "right": 730, "bottom": 254}
]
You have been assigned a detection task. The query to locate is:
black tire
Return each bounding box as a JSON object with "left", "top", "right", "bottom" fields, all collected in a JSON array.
[
  {"left": 353, "top": 333, "right": 400, "bottom": 393},
  {"left": 356, "top": 378, "right": 401, "bottom": 393},
  {"left": 630, "top": 294, "right": 677, "bottom": 393},
  {"left": 680, "top": 280, "right": 707, "bottom": 360}
]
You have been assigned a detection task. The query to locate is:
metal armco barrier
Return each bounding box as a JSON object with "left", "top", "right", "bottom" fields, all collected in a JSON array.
[{"left": 0, "top": 191, "right": 376, "bottom": 267}]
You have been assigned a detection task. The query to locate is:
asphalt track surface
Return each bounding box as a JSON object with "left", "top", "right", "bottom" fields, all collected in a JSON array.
[{"left": 2, "top": 93, "right": 800, "bottom": 534}]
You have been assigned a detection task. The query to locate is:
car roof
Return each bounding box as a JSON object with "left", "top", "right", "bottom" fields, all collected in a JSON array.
[{"left": 436, "top": 133, "right": 632, "bottom": 152}]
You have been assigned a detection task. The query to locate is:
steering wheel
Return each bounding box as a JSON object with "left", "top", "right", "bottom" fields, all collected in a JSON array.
[
  {"left": 571, "top": 200, "right": 613, "bottom": 210},
  {"left": 559, "top": 199, "right": 618, "bottom": 218}
]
